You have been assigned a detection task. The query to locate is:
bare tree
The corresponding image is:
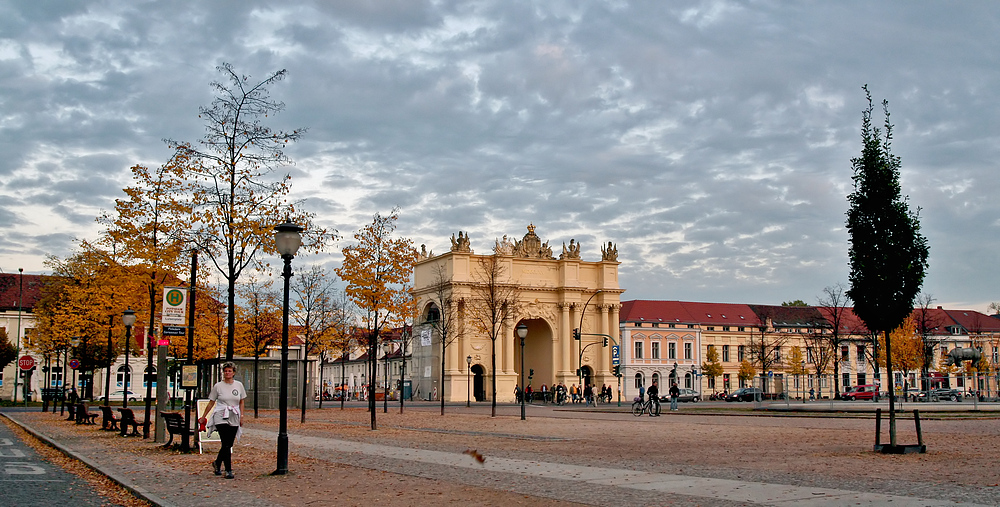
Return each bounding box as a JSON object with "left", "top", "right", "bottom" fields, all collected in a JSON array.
[
  {"left": 912, "top": 293, "right": 944, "bottom": 393},
  {"left": 425, "top": 264, "right": 464, "bottom": 415},
  {"left": 467, "top": 254, "right": 521, "bottom": 417},
  {"left": 291, "top": 265, "right": 341, "bottom": 423},
  {"left": 746, "top": 305, "right": 788, "bottom": 394},
  {"left": 815, "top": 283, "right": 854, "bottom": 399}
]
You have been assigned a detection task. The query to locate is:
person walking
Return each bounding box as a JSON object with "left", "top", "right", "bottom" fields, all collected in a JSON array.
[
  {"left": 199, "top": 362, "right": 246, "bottom": 479},
  {"left": 583, "top": 383, "right": 594, "bottom": 407},
  {"left": 669, "top": 381, "right": 680, "bottom": 411}
]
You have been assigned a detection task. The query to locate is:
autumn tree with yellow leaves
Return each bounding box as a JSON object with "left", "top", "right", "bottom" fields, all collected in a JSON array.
[
  {"left": 876, "top": 317, "right": 924, "bottom": 384},
  {"left": 34, "top": 241, "right": 146, "bottom": 400},
  {"left": 336, "top": 211, "right": 417, "bottom": 430}
]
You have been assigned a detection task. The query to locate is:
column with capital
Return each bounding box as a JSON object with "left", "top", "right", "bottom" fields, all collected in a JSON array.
[
  {"left": 502, "top": 315, "right": 513, "bottom": 374},
  {"left": 560, "top": 303, "right": 571, "bottom": 379}
]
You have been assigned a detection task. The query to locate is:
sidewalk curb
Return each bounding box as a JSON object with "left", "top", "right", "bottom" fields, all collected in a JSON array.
[{"left": 1, "top": 412, "right": 176, "bottom": 507}]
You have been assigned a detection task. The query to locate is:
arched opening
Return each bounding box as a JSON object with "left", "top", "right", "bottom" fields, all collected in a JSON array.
[
  {"left": 116, "top": 365, "right": 132, "bottom": 388},
  {"left": 143, "top": 365, "right": 157, "bottom": 389},
  {"left": 423, "top": 302, "right": 440, "bottom": 324},
  {"left": 513, "top": 318, "right": 554, "bottom": 387},
  {"left": 634, "top": 372, "right": 644, "bottom": 389},
  {"left": 471, "top": 364, "right": 485, "bottom": 401},
  {"left": 652, "top": 372, "right": 660, "bottom": 387}
]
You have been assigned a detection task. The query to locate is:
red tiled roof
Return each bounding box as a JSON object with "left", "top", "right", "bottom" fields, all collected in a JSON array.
[
  {"left": 620, "top": 300, "right": 760, "bottom": 326},
  {"left": 0, "top": 273, "right": 44, "bottom": 312}
]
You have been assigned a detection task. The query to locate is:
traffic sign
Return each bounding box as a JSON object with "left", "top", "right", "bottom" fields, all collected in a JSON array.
[
  {"left": 611, "top": 345, "right": 620, "bottom": 365},
  {"left": 68, "top": 359, "right": 81, "bottom": 370},
  {"left": 18, "top": 355, "right": 35, "bottom": 371}
]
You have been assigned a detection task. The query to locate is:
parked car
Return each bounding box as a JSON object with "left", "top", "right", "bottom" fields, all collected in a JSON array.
[
  {"left": 917, "top": 388, "right": 962, "bottom": 402},
  {"left": 659, "top": 388, "right": 701, "bottom": 403},
  {"left": 725, "top": 387, "right": 762, "bottom": 402},
  {"left": 841, "top": 384, "right": 880, "bottom": 401},
  {"left": 98, "top": 390, "right": 143, "bottom": 402}
]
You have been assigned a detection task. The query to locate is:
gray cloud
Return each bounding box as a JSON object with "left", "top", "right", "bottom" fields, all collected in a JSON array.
[{"left": 2, "top": 1, "right": 999, "bottom": 311}]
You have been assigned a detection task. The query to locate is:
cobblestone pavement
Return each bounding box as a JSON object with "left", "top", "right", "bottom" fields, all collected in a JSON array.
[{"left": 5, "top": 402, "right": 1000, "bottom": 506}]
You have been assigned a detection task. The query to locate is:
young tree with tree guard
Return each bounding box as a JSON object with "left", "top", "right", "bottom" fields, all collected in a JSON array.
[{"left": 846, "top": 86, "right": 929, "bottom": 449}]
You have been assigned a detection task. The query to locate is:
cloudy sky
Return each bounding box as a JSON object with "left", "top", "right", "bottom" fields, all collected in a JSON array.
[{"left": 2, "top": 1, "right": 999, "bottom": 311}]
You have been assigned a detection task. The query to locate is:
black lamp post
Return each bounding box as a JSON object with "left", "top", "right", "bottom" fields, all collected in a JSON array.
[
  {"left": 517, "top": 323, "right": 528, "bottom": 420},
  {"left": 273, "top": 219, "right": 303, "bottom": 476},
  {"left": 383, "top": 341, "right": 391, "bottom": 413},
  {"left": 70, "top": 337, "right": 81, "bottom": 399},
  {"left": 122, "top": 309, "right": 136, "bottom": 409},
  {"left": 576, "top": 290, "right": 603, "bottom": 389},
  {"left": 800, "top": 360, "right": 806, "bottom": 404},
  {"left": 466, "top": 355, "right": 472, "bottom": 407}
]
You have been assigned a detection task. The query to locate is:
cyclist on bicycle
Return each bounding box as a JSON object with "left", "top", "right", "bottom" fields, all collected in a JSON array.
[{"left": 646, "top": 381, "right": 661, "bottom": 416}]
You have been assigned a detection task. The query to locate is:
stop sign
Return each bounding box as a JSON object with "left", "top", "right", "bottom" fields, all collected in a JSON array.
[{"left": 18, "top": 355, "right": 35, "bottom": 370}]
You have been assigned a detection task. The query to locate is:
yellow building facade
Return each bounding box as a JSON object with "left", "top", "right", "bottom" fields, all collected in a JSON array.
[{"left": 410, "top": 225, "right": 623, "bottom": 403}]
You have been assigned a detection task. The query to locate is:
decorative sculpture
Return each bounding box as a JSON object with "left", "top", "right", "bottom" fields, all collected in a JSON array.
[
  {"left": 601, "top": 241, "right": 618, "bottom": 262},
  {"left": 450, "top": 231, "right": 472, "bottom": 253},
  {"left": 560, "top": 239, "right": 582, "bottom": 260},
  {"left": 945, "top": 347, "right": 982, "bottom": 367}
]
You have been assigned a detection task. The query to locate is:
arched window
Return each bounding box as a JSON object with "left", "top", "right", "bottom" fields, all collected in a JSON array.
[
  {"left": 116, "top": 365, "right": 131, "bottom": 387},
  {"left": 651, "top": 372, "right": 660, "bottom": 386},
  {"left": 634, "top": 372, "right": 644, "bottom": 389},
  {"left": 143, "top": 366, "right": 157, "bottom": 388},
  {"left": 684, "top": 372, "right": 692, "bottom": 389}
]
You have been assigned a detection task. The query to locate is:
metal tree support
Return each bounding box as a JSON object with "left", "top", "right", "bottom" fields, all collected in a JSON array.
[{"left": 874, "top": 408, "right": 926, "bottom": 454}]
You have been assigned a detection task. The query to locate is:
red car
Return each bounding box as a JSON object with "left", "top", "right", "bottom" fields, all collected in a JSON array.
[{"left": 841, "top": 384, "right": 880, "bottom": 401}]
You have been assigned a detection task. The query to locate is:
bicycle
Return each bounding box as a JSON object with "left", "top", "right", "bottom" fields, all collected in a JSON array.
[{"left": 631, "top": 397, "right": 661, "bottom": 416}]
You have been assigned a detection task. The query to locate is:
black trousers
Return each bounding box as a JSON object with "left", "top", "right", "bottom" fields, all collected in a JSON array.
[{"left": 214, "top": 423, "right": 238, "bottom": 471}]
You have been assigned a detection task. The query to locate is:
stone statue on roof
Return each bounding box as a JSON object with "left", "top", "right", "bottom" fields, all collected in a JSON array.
[
  {"left": 450, "top": 231, "right": 472, "bottom": 253},
  {"left": 512, "top": 224, "right": 556, "bottom": 259},
  {"left": 601, "top": 241, "right": 618, "bottom": 262},
  {"left": 560, "top": 239, "right": 581, "bottom": 260}
]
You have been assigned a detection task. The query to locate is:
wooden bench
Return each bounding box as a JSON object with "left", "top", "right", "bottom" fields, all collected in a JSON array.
[
  {"left": 74, "top": 403, "right": 99, "bottom": 425},
  {"left": 160, "top": 412, "right": 194, "bottom": 449},
  {"left": 117, "top": 407, "right": 144, "bottom": 437},
  {"left": 99, "top": 405, "right": 120, "bottom": 431}
]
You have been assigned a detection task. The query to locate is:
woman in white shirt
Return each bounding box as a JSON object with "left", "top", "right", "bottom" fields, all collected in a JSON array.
[{"left": 199, "top": 362, "right": 246, "bottom": 479}]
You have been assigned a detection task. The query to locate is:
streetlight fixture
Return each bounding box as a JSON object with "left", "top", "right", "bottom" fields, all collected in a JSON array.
[
  {"left": 383, "top": 341, "right": 392, "bottom": 414},
  {"left": 576, "top": 290, "right": 603, "bottom": 391},
  {"left": 273, "top": 219, "right": 303, "bottom": 476},
  {"left": 517, "top": 323, "right": 528, "bottom": 421},
  {"left": 466, "top": 355, "right": 472, "bottom": 408},
  {"left": 800, "top": 360, "right": 806, "bottom": 404},
  {"left": 122, "top": 308, "right": 137, "bottom": 409},
  {"left": 70, "top": 337, "right": 81, "bottom": 398}
]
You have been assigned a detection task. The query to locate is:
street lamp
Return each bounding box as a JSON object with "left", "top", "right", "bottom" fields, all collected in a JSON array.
[
  {"left": 517, "top": 323, "right": 528, "bottom": 421},
  {"left": 122, "top": 308, "right": 136, "bottom": 409},
  {"left": 70, "top": 337, "right": 81, "bottom": 398},
  {"left": 576, "top": 290, "right": 603, "bottom": 391},
  {"left": 466, "top": 355, "right": 472, "bottom": 407},
  {"left": 273, "top": 219, "right": 303, "bottom": 476},
  {"left": 383, "top": 341, "right": 392, "bottom": 414}
]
